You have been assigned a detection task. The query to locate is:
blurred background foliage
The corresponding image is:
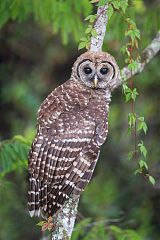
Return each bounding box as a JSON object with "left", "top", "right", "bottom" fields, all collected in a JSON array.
[{"left": 0, "top": 0, "right": 160, "bottom": 239}]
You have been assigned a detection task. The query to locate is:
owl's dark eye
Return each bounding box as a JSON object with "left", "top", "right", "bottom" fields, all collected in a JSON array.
[
  {"left": 100, "top": 67, "right": 109, "bottom": 75},
  {"left": 83, "top": 67, "right": 92, "bottom": 75}
]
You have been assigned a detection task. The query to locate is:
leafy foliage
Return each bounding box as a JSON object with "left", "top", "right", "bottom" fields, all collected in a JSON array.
[
  {"left": 0, "top": 0, "right": 92, "bottom": 44},
  {"left": 78, "top": 0, "right": 129, "bottom": 50},
  {"left": 116, "top": 0, "right": 156, "bottom": 186},
  {"left": 109, "top": 225, "right": 141, "bottom": 240},
  {"left": 72, "top": 218, "right": 142, "bottom": 240},
  {"left": 0, "top": 135, "right": 30, "bottom": 178}
]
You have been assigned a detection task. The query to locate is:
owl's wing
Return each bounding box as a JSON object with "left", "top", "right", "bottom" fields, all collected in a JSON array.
[{"left": 28, "top": 86, "right": 99, "bottom": 217}]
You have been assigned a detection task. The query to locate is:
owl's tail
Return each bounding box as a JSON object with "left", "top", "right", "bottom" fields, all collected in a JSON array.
[{"left": 28, "top": 175, "right": 48, "bottom": 218}]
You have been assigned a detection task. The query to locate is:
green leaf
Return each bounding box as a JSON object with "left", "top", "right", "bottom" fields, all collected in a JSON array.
[
  {"left": 112, "top": 1, "right": 120, "bottom": 9},
  {"left": 148, "top": 175, "right": 156, "bottom": 186},
  {"left": 138, "top": 117, "right": 144, "bottom": 121},
  {"left": 122, "top": 83, "right": 128, "bottom": 94},
  {"left": 85, "top": 14, "right": 96, "bottom": 23},
  {"left": 139, "top": 159, "right": 148, "bottom": 170},
  {"left": 85, "top": 41, "right": 90, "bottom": 50},
  {"left": 120, "top": 0, "right": 128, "bottom": 13},
  {"left": 13, "top": 135, "right": 29, "bottom": 144},
  {"left": 80, "top": 37, "right": 87, "bottom": 41},
  {"left": 120, "top": 45, "right": 127, "bottom": 54},
  {"left": 128, "top": 113, "right": 136, "bottom": 128},
  {"left": 138, "top": 141, "right": 147, "bottom": 157},
  {"left": 138, "top": 117, "right": 148, "bottom": 134},
  {"left": 127, "top": 151, "right": 134, "bottom": 161},
  {"left": 131, "top": 88, "right": 139, "bottom": 101},
  {"left": 122, "top": 84, "right": 138, "bottom": 102},
  {"left": 128, "top": 60, "right": 139, "bottom": 71},
  {"left": 142, "top": 122, "right": 148, "bottom": 134},
  {"left": 91, "top": 28, "right": 97, "bottom": 37},
  {"left": 135, "top": 30, "right": 141, "bottom": 40},
  {"left": 78, "top": 41, "right": 86, "bottom": 50},
  {"left": 98, "top": 0, "right": 108, "bottom": 6},
  {"left": 85, "top": 25, "right": 92, "bottom": 34},
  {"left": 126, "top": 93, "right": 131, "bottom": 102},
  {"left": 134, "top": 169, "right": 141, "bottom": 175},
  {"left": 110, "top": 225, "right": 122, "bottom": 234},
  {"left": 108, "top": 4, "right": 114, "bottom": 19},
  {"left": 37, "top": 221, "right": 46, "bottom": 227}
]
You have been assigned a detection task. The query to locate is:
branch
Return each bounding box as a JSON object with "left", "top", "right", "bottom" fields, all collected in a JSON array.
[
  {"left": 52, "top": 197, "right": 79, "bottom": 240},
  {"left": 90, "top": 4, "right": 108, "bottom": 52},
  {"left": 117, "top": 30, "right": 160, "bottom": 87}
]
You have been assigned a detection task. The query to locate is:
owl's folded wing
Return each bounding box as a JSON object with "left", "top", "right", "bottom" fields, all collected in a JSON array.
[{"left": 28, "top": 101, "right": 99, "bottom": 217}]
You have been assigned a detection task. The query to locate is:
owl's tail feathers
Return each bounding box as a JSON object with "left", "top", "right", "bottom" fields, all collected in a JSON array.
[
  {"left": 28, "top": 176, "right": 50, "bottom": 218},
  {"left": 46, "top": 184, "right": 68, "bottom": 217},
  {"left": 28, "top": 177, "right": 41, "bottom": 218},
  {"left": 28, "top": 178, "right": 71, "bottom": 218}
]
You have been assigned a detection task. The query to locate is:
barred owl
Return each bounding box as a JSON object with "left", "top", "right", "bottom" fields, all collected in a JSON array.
[{"left": 28, "top": 51, "right": 119, "bottom": 218}]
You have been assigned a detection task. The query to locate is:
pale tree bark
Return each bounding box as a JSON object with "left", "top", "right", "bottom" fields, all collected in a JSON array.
[
  {"left": 52, "top": 197, "right": 79, "bottom": 240},
  {"left": 51, "top": 3, "right": 160, "bottom": 239},
  {"left": 90, "top": 4, "right": 108, "bottom": 52}
]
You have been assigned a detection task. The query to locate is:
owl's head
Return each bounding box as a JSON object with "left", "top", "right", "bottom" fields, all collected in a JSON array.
[{"left": 72, "top": 51, "right": 120, "bottom": 91}]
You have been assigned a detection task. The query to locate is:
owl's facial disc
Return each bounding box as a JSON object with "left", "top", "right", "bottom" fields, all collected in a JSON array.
[
  {"left": 77, "top": 59, "right": 116, "bottom": 89},
  {"left": 73, "top": 52, "right": 120, "bottom": 90}
]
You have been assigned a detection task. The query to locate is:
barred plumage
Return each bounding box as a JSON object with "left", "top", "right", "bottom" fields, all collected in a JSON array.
[{"left": 28, "top": 51, "right": 119, "bottom": 217}]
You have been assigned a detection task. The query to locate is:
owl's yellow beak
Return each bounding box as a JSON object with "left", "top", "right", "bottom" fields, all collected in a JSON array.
[{"left": 93, "top": 75, "right": 98, "bottom": 88}]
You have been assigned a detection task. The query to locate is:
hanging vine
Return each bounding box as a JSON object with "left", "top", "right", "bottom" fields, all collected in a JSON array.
[{"left": 79, "top": 0, "right": 155, "bottom": 185}]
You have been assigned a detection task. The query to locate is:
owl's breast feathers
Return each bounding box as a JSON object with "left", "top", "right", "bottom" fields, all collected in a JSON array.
[
  {"left": 38, "top": 79, "right": 110, "bottom": 136},
  {"left": 28, "top": 79, "right": 111, "bottom": 217}
]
